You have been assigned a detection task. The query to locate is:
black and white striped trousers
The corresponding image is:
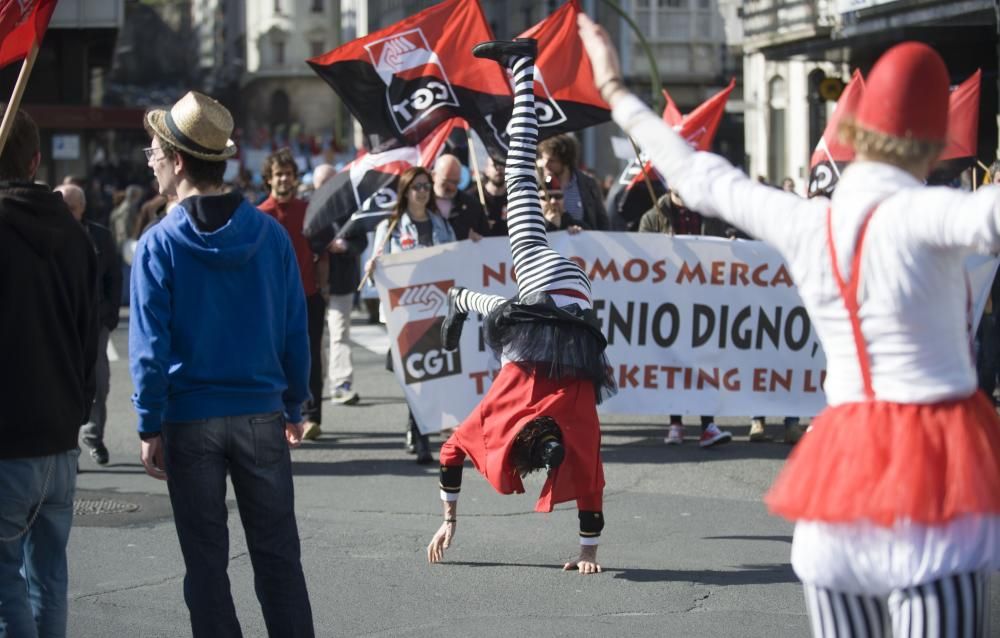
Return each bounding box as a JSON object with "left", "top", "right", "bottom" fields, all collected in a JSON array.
[
  {"left": 804, "top": 572, "right": 991, "bottom": 637},
  {"left": 453, "top": 51, "right": 592, "bottom": 318}
]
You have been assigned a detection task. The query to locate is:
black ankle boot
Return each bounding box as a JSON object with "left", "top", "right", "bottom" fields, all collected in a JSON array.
[
  {"left": 440, "top": 287, "right": 468, "bottom": 351},
  {"left": 471, "top": 38, "right": 537, "bottom": 65}
]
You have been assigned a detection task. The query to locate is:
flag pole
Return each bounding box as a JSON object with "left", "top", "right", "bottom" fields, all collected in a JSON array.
[
  {"left": 628, "top": 136, "right": 662, "bottom": 215},
  {"left": 357, "top": 215, "right": 399, "bottom": 292},
  {"left": 466, "top": 130, "right": 488, "bottom": 210},
  {"left": 0, "top": 42, "right": 40, "bottom": 159}
]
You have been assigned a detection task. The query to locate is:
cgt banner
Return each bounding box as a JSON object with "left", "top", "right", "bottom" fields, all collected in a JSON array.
[{"left": 373, "top": 233, "right": 998, "bottom": 434}]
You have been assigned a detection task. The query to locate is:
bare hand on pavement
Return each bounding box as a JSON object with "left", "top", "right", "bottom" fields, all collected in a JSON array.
[
  {"left": 427, "top": 520, "right": 456, "bottom": 563},
  {"left": 563, "top": 545, "right": 602, "bottom": 574}
]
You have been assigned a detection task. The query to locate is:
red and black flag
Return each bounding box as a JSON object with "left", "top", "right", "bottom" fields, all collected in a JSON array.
[
  {"left": 928, "top": 70, "right": 982, "bottom": 185},
  {"left": 660, "top": 78, "right": 735, "bottom": 151},
  {"left": 939, "top": 69, "right": 981, "bottom": 162},
  {"left": 476, "top": 0, "right": 610, "bottom": 156},
  {"left": 612, "top": 81, "right": 735, "bottom": 224},
  {"left": 0, "top": 0, "right": 56, "bottom": 68},
  {"left": 307, "top": 0, "right": 506, "bottom": 157},
  {"left": 808, "top": 70, "right": 864, "bottom": 197},
  {"left": 303, "top": 118, "right": 462, "bottom": 251}
]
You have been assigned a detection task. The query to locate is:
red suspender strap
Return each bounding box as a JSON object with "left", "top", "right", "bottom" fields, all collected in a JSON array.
[{"left": 825, "top": 205, "right": 879, "bottom": 400}]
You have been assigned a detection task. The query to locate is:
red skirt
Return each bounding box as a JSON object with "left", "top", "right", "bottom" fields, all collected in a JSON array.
[
  {"left": 444, "top": 363, "right": 604, "bottom": 513},
  {"left": 766, "top": 391, "right": 1000, "bottom": 527}
]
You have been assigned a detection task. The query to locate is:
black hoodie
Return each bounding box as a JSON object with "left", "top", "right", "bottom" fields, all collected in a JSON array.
[{"left": 0, "top": 182, "right": 99, "bottom": 459}]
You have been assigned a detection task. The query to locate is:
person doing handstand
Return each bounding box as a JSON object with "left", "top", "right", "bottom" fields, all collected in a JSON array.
[{"left": 425, "top": 37, "right": 615, "bottom": 574}]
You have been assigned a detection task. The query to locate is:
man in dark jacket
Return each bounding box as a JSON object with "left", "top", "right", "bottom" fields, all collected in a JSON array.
[
  {"left": 0, "top": 106, "right": 98, "bottom": 637},
  {"left": 57, "top": 183, "right": 122, "bottom": 465},
  {"left": 131, "top": 91, "right": 314, "bottom": 636},
  {"left": 311, "top": 163, "right": 367, "bottom": 409},
  {"left": 538, "top": 133, "right": 610, "bottom": 230},
  {"left": 433, "top": 154, "right": 490, "bottom": 240}
]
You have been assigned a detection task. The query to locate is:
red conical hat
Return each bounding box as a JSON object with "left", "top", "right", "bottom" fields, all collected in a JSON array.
[{"left": 855, "top": 42, "right": 950, "bottom": 142}]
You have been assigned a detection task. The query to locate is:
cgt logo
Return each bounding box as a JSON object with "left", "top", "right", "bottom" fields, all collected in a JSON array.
[
  {"left": 364, "top": 29, "right": 460, "bottom": 134},
  {"left": 389, "top": 280, "right": 462, "bottom": 384}
]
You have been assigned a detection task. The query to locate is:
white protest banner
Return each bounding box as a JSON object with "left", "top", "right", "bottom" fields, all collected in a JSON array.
[{"left": 374, "top": 233, "right": 998, "bottom": 434}]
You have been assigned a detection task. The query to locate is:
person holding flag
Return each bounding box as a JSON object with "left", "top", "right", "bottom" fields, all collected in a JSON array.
[
  {"left": 426, "top": 37, "right": 615, "bottom": 575},
  {"left": 579, "top": 12, "right": 1000, "bottom": 634}
]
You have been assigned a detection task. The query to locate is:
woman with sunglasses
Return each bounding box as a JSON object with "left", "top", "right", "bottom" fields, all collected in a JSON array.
[{"left": 372, "top": 166, "right": 456, "bottom": 464}]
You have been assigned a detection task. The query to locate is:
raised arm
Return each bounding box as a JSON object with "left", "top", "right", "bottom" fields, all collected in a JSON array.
[
  {"left": 577, "top": 14, "right": 816, "bottom": 251},
  {"left": 897, "top": 184, "right": 1000, "bottom": 254}
]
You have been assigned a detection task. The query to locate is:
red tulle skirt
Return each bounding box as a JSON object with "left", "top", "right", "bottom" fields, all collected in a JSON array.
[{"left": 766, "top": 391, "right": 1000, "bottom": 527}]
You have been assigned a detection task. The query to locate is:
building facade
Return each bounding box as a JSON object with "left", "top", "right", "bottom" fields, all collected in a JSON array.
[
  {"left": 741, "top": 0, "right": 998, "bottom": 190},
  {"left": 1, "top": 0, "right": 129, "bottom": 185},
  {"left": 242, "top": 0, "right": 346, "bottom": 167}
]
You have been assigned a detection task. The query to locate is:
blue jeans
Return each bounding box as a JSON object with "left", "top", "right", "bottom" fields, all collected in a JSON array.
[
  {"left": 0, "top": 449, "right": 79, "bottom": 638},
  {"left": 163, "top": 412, "right": 313, "bottom": 638}
]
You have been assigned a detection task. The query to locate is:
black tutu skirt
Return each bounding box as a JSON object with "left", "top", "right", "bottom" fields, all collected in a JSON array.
[{"left": 484, "top": 291, "right": 617, "bottom": 403}]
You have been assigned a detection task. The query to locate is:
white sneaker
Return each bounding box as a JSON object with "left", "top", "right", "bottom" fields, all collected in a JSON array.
[
  {"left": 699, "top": 423, "right": 733, "bottom": 448},
  {"left": 664, "top": 424, "right": 684, "bottom": 445},
  {"left": 330, "top": 382, "right": 360, "bottom": 405}
]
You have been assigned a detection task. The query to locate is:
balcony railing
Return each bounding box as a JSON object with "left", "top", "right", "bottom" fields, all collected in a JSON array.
[{"left": 742, "top": 0, "right": 834, "bottom": 45}]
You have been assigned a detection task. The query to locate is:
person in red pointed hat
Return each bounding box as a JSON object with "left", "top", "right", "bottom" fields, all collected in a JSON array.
[
  {"left": 425, "top": 37, "right": 615, "bottom": 575},
  {"left": 581, "top": 14, "right": 1000, "bottom": 635}
]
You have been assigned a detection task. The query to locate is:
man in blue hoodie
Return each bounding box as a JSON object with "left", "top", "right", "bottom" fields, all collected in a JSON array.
[{"left": 130, "top": 91, "right": 314, "bottom": 637}]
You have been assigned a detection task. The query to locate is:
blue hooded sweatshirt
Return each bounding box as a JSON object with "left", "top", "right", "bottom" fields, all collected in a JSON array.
[{"left": 129, "top": 193, "right": 310, "bottom": 434}]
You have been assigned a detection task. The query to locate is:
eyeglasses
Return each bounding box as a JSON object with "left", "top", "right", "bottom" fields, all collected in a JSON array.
[
  {"left": 143, "top": 146, "right": 164, "bottom": 162},
  {"left": 410, "top": 182, "right": 432, "bottom": 192},
  {"left": 547, "top": 193, "right": 564, "bottom": 201}
]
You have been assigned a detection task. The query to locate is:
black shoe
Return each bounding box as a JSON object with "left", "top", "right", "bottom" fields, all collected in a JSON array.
[
  {"left": 440, "top": 287, "right": 468, "bottom": 351},
  {"left": 415, "top": 434, "right": 434, "bottom": 465},
  {"left": 471, "top": 38, "right": 537, "bottom": 65},
  {"left": 89, "top": 443, "right": 109, "bottom": 466}
]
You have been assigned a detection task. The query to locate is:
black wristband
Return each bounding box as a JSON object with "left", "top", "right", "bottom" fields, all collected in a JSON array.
[
  {"left": 444, "top": 518, "right": 457, "bottom": 523},
  {"left": 139, "top": 431, "right": 162, "bottom": 441},
  {"left": 439, "top": 465, "right": 464, "bottom": 492}
]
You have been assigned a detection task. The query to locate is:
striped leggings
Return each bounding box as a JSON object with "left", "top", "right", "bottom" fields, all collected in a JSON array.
[
  {"left": 453, "top": 52, "right": 592, "bottom": 318},
  {"left": 804, "top": 572, "right": 991, "bottom": 637}
]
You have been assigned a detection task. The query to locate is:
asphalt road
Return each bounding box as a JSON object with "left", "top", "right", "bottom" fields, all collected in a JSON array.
[{"left": 66, "top": 316, "right": 1000, "bottom": 637}]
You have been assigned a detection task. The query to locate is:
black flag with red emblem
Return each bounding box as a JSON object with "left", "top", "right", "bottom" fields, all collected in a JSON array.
[
  {"left": 303, "top": 119, "right": 462, "bottom": 251},
  {"left": 474, "top": 0, "right": 611, "bottom": 158},
  {"left": 307, "top": 0, "right": 507, "bottom": 158}
]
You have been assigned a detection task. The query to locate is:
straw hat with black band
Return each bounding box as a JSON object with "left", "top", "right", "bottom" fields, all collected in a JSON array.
[{"left": 145, "top": 91, "right": 237, "bottom": 161}]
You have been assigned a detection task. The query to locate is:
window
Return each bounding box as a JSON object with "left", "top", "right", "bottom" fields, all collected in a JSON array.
[
  {"left": 273, "top": 40, "right": 285, "bottom": 66},
  {"left": 312, "top": 0, "right": 323, "bottom": 12},
  {"left": 273, "top": 0, "right": 280, "bottom": 13},
  {"left": 311, "top": 40, "right": 325, "bottom": 58}
]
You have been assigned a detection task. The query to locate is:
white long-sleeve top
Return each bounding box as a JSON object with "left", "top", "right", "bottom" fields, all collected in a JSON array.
[{"left": 613, "top": 94, "right": 1000, "bottom": 406}]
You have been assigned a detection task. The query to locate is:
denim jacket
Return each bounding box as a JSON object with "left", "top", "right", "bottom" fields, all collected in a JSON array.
[{"left": 373, "top": 210, "right": 456, "bottom": 256}]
